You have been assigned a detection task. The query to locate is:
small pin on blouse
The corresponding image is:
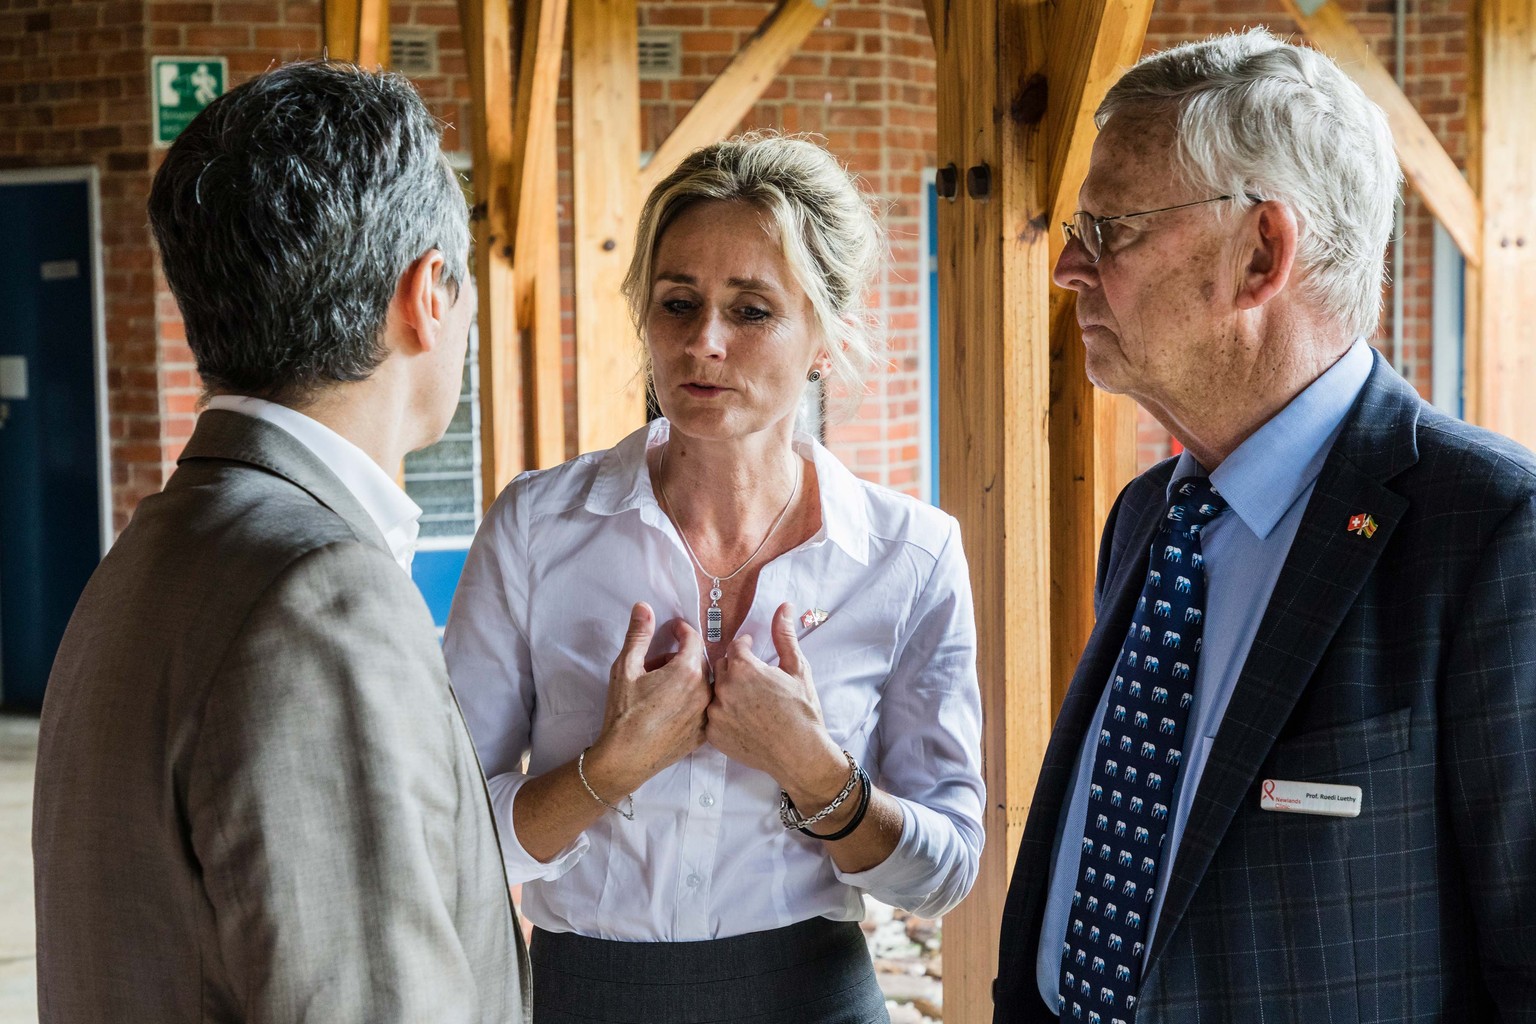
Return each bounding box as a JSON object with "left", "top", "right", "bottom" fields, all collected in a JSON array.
[{"left": 800, "top": 608, "right": 829, "bottom": 630}]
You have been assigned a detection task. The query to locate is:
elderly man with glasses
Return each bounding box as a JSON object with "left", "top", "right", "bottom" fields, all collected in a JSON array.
[{"left": 994, "top": 29, "right": 1536, "bottom": 1024}]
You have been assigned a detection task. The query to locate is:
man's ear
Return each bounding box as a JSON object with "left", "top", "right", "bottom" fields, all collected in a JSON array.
[
  {"left": 1234, "top": 201, "right": 1298, "bottom": 311},
  {"left": 395, "top": 247, "right": 449, "bottom": 355}
]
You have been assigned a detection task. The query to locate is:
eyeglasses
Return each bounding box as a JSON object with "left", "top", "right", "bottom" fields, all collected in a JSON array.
[{"left": 1061, "top": 195, "right": 1239, "bottom": 264}]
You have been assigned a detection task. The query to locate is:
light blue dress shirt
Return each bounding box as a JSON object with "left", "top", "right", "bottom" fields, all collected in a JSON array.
[{"left": 1036, "top": 340, "right": 1375, "bottom": 1009}]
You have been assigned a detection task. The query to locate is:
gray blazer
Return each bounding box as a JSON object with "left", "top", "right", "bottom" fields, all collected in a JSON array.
[{"left": 34, "top": 410, "right": 529, "bottom": 1023}]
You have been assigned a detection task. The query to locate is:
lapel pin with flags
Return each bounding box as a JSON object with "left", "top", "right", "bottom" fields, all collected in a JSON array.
[
  {"left": 1347, "top": 513, "right": 1379, "bottom": 538},
  {"left": 800, "top": 608, "right": 829, "bottom": 630}
]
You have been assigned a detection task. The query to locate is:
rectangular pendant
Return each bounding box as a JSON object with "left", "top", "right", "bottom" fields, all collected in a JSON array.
[{"left": 706, "top": 606, "right": 723, "bottom": 643}]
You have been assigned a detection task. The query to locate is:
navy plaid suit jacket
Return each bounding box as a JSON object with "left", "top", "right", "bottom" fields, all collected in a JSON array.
[{"left": 994, "top": 354, "right": 1536, "bottom": 1023}]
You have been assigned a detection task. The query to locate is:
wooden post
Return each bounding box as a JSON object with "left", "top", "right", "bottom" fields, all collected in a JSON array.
[
  {"left": 570, "top": 0, "right": 645, "bottom": 455},
  {"left": 1048, "top": 297, "right": 1139, "bottom": 706},
  {"left": 1467, "top": 0, "right": 1536, "bottom": 447},
  {"left": 509, "top": 0, "right": 568, "bottom": 470},
  {"left": 931, "top": 1, "right": 1055, "bottom": 1019},
  {"left": 1045, "top": 0, "right": 1149, "bottom": 710},
  {"left": 323, "top": 0, "right": 389, "bottom": 66},
  {"left": 459, "top": 0, "right": 520, "bottom": 503}
]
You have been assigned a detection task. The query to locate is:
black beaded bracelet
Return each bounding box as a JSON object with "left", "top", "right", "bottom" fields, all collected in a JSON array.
[{"left": 798, "top": 766, "right": 871, "bottom": 841}]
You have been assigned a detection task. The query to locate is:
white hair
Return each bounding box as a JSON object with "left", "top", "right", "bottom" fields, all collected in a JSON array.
[
  {"left": 1098, "top": 28, "right": 1402, "bottom": 339},
  {"left": 623, "top": 131, "right": 885, "bottom": 422}
]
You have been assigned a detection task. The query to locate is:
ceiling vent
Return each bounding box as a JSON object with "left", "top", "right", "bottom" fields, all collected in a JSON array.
[
  {"left": 638, "top": 29, "right": 681, "bottom": 79},
  {"left": 391, "top": 29, "right": 439, "bottom": 76}
]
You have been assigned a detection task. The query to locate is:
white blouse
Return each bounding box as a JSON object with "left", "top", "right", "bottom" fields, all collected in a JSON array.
[{"left": 443, "top": 419, "right": 984, "bottom": 941}]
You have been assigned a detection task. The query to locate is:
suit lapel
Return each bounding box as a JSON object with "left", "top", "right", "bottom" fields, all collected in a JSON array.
[
  {"left": 1049, "top": 495, "right": 1168, "bottom": 798},
  {"left": 1145, "top": 357, "right": 1422, "bottom": 972},
  {"left": 177, "top": 409, "right": 393, "bottom": 557},
  {"left": 1002, "top": 471, "right": 1171, "bottom": 985}
]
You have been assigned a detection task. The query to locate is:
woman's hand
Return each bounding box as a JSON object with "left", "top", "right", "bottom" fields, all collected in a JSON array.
[
  {"left": 509, "top": 604, "right": 708, "bottom": 863},
  {"left": 707, "top": 602, "right": 846, "bottom": 797},
  {"left": 587, "top": 602, "right": 711, "bottom": 795},
  {"left": 709, "top": 601, "right": 903, "bottom": 869}
]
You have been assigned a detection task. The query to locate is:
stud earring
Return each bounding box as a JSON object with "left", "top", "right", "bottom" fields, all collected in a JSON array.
[{"left": 807, "top": 368, "right": 823, "bottom": 383}]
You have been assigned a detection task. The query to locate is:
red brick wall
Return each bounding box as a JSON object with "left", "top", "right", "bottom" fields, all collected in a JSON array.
[
  {"left": 1, "top": 0, "right": 476, "bottom": 528},
  {"left": 143, "top": 0, "right": 477, "bottom": 491},
  {"left": 5, "top": 0, "right": 939, "bottom": 525},
  {"left": 149, "top": 2, "right": 319, "bottom": 492},
  {"left": 6, "top": 0, "right": 1470, "bottom": 519},
  {"left": 2, "top": 0, "right": 166, "bottom": 530}
]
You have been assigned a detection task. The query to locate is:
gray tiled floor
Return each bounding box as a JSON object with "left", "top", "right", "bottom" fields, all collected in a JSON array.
[{"left": 0, "top": 714, "right": 38, "bottom": 1023}]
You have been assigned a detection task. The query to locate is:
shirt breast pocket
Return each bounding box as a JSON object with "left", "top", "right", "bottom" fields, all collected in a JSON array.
[
  {"left": 807, "top": 645, "right": 891, "bottom": 745},
  {"left": 531, "top": 615, "right": 618, "bottom": 717}
]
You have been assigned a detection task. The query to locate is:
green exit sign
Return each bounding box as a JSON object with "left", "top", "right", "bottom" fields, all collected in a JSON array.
[{"left": 151, "top": 56, "right": 227, "bottom": 147}]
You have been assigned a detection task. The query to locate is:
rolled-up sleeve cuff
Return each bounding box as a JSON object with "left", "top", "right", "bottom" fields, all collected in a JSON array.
[
  {"left": 487, "top": 772, "right": 589, "bottom": 883},
  {"left": 831, "top": 799, "right": 975, "bottom": 915}
]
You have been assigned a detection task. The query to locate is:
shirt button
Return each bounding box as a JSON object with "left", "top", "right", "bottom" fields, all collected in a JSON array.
[
  {"left": 698, "top": 793, "right": 715, "bottom": 808},
  {"left": 686, "top": 873, "right": 703, "bottom": 888}
]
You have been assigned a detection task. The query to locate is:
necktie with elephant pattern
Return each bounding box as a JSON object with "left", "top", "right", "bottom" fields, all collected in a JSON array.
[{"left": 1058, "top": 476, "right": 1228, "bottom": 1024}]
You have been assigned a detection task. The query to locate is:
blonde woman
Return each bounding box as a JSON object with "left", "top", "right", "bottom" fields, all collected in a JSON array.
[{"left": 445, "top": 134, "right": 984, "bottom": 1024}]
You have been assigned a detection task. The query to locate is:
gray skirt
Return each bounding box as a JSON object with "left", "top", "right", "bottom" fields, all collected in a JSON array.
[{"left": 529, "top": 917, "right": 891, "bottom": 1024}]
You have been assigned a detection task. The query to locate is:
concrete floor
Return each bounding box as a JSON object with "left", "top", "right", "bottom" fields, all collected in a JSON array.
[{"left": 0, "top": 714, "right": 38, "bottom": 1023}]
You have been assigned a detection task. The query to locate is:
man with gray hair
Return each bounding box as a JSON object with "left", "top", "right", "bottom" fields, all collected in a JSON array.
[
  {"left": 995, "top": 28, "right": 1536, "bottom": 1022},
  {"left": 34, "top": 61, "right": 529, "bottom": 1022}
]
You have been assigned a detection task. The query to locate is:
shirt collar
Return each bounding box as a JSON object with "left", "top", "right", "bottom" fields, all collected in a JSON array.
[
  {"left": 585, "top": 418, "right": 871, "bottom": 565},
  {"left": 1168, "top": 338, "right": 1374, "bottom": 540},
  {"left": 205, "top": 394, "right": 422, "bottom": 573}
]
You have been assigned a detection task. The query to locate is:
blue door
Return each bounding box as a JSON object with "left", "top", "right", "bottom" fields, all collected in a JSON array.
[{"left": 0, "top": 171, "right": 106, "bottom": 711}]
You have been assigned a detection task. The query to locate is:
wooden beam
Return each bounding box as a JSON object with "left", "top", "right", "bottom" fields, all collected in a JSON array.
[
  {"left": 520, "top": 126, "right": 565, "bottom": 469},
  {"left": 638, "top": 0, "right": 832, "bottom": 196},
  {"left": 509, "top": 0, "right": 568, "bottom": 469},
  {"left": 1282, "top": 0, "right": 1482, "bottom": 267},
  {"left": 356, "top": 0, "right": 387, "bottom": 67},
  {"left": 459, "top": 0, "right": 520, "bottom": 506},
  {"left": 323, "top": 0, "right": 389, "bottom": 66},
  {"left": 1047, "top": 294, "right": 1140, "bottom": 706},
  {"left": 323, "top": 0, "right": 358, "bottom": 61},
  {"left": 934, "top": 0, "right": 1054, "bottom": 1018},
  {"left": 1045, "top": 0, "right": 1149, "bottom": 710},
  {"left": 921, "top": 0, "right": 943, "bottom": 50},
  {"left": 1044, "top": 0, "right": 1152, "bottom": 237},
  {"left": 571, "top": 0, "right": 645, "bottom": 454},
  {"left": 1467, "top": 0, "right": 1536, "bottom": 449}
]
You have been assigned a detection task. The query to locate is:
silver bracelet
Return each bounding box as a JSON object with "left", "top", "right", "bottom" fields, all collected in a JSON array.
[
  {"left": 578, "top": 747, "right": 635, "bottom": 821},
  {"left": 778, "top": 751, "right": 859, "bottom": 831}
]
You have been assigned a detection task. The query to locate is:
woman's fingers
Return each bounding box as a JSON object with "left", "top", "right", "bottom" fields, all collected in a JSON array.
[
  {"left": 614, "top": 602, "right": 655, "bottom": 682},
  {"left": 770, "top": 603, "right": 804, "bottom": 678}
]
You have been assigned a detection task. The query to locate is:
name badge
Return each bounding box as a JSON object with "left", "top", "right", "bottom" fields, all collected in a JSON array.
[{"left": 1260, "top": 779, "right": 1362, "bottom": 818}]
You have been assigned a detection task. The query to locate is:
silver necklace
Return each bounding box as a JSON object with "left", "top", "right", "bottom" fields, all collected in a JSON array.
[{"left": 655, "top": 443, "right": 800, "bottom": 643}]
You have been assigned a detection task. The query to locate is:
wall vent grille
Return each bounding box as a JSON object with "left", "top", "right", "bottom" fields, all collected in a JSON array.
[
  {"left": 638, "top": 29, "right": 681, "bottom": 79},
  {"left": 391, "top": 29, "right": 438, "bottom": 76}
]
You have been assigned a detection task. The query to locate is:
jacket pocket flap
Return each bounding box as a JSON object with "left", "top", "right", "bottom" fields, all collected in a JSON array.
[{"left": 1263, "top": 705, "right": 1412, "bottom": 781}]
